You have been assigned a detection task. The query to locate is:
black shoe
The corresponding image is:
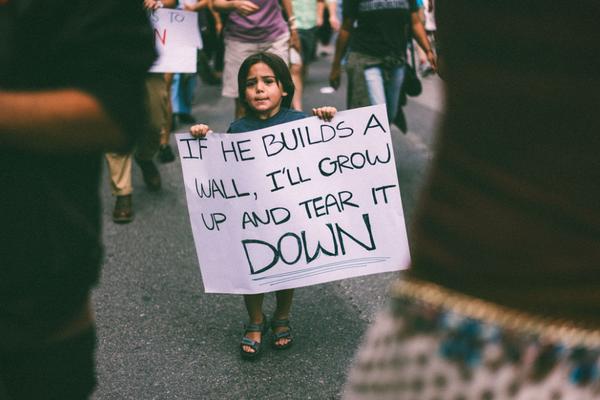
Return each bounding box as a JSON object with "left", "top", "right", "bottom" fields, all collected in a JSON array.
[
  {"left": 135, "top": 157, "right": 161, "bottom": 191},
  {"left": 112, "top": 195, "right": 134, "bottom": 223},
  {"left": 158, "top": 144, "right": 176, "bottom": 163},
  {"left": 176, "top": 113, "right": 196, "bottom": 124}
]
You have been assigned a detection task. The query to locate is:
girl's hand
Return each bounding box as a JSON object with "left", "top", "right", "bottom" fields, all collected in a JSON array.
[
  {"left": 190, "top": 124, "right": 212, "bottom": 138},
  {"left": 312, "top": 106, "right": 337, "bottom": 122}
]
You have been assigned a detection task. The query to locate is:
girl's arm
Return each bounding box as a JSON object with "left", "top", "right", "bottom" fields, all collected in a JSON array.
[
  {"left": 190, "top": 124, "right": 213, "bottom": 137},
  {"left": 312, "top": 106, "right": 337, "bottom": 122}
]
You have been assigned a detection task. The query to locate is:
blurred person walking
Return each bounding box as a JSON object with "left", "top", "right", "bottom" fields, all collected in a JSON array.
[
  {"left": 415, "top": 0, "right": 436, "bottom": 76},
  {"left": 343, "top": 2, "right": 600, "bottom": 399},
  {"left": 106, "top": 0, "right": 177, "bottom": 224},
  {"left": 289, "top": 0, "right": 339, "bottom": 111},
  {"left": 184, "top": 0, "right": 224, "bottom": 86},
  {"left": 329, "top": 0, "right": 435, "bottom": 132},
  {"left": 212, "top": 0, "right": 300, "bottom": 119},
  {"left": 0, "top": 1, "right": 155, "bottom": 398},
  {"left": 171, "top": 2, "right": 202, "bottom": 126}
]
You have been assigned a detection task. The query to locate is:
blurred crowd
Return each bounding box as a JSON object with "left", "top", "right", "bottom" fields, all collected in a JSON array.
[
  {"left": 5, "top": 0, "right": 598, "bottom": 399},
  {"left": 111, "top": 0, "right": 436, "bottom": 224}
]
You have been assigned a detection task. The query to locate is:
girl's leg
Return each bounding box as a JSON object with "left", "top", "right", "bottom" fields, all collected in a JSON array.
[
  {"left": 243, "top": 293, "right": 265, "bottom": 322},
  {"left": 273, "top": 289, "right": 294, "bottom": 347},
  {"left": 274, "top": 289, "right": 294, "bottom": 319},
  {"left": 242, "top": 294, "right": 265, "bottom": 353}
]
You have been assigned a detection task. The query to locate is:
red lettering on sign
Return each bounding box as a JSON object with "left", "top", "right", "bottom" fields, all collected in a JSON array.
[{"left": 154, "top": 28, "right": 167, "bottom": 46}]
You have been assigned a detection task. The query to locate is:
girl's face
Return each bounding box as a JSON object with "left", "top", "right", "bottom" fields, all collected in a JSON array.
[{"left": 244, "top": 62, "right": 287, "bottom": 120}]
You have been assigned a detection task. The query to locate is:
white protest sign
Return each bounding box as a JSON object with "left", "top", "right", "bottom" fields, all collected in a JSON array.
[
  {"left": 152, "top": 45, "right": 197, "bottom": 73},
  {"left": 176, "top": 105, "right": 410, "bottom": 294},
  {"left": 149, "top": 8, "right": 202, "bottom": 73}
]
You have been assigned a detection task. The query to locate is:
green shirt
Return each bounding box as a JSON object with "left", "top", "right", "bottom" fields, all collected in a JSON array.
[{"left": 292, "top": 0, "right": 318, "bottom": 30}]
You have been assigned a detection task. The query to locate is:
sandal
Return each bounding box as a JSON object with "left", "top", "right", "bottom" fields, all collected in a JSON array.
[
  {"left": 270, "top": 318, "right": 293, "bottom": 350},
  {"left": 240, "top": 314, "right": 268, "bottom": 360}
]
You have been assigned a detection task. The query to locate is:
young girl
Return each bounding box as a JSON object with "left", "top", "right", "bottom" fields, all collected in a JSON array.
[{"left": 190, "top": 52, "right": 336, "bottom": 360}]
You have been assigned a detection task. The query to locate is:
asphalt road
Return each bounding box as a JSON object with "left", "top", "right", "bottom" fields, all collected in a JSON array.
[{"left": 92, "top": 51, "right": 444, "bottom": 400}]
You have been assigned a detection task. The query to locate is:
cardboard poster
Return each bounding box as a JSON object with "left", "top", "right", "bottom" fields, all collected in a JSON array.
[
  {"left": 177, "top": 105, "right": 410, "bottom": 294},
  {"left": 149, "top": 8, "right": 202, "bottom": 73}
]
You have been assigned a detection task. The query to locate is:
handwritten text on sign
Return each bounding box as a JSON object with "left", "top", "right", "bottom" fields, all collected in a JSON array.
[
  {"left": 149, "top": 8, "right": 201, "bottom": 73},
  {"left": 176, "top": 105, "right": 410, "bottom": 294}
]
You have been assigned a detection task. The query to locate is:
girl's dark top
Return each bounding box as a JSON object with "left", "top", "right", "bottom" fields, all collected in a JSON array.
[
  {"left": 343, "top": 0, "right": 417, "bottom": 59},
  {"left": 408, "top": 2, "right": 600, "bottom": 328},
  {"left": 228, "top": 108, "right": 307, "bottom": 133}
]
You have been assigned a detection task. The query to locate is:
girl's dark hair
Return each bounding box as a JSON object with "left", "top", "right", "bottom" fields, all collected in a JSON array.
[{"left": 237, "top": 52, "right": 295, "bottom": 114}]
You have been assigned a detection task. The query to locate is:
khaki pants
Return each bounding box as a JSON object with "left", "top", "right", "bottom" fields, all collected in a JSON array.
[{"left": 105, "top": 74, "right": 168, "bottom": 196}]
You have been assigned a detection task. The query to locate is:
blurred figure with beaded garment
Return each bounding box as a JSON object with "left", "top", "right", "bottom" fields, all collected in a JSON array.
[{"left": 343, "top": 1, "right": 600, "bottom": 399}]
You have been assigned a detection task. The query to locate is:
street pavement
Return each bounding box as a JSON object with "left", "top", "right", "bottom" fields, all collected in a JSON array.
[{"left": 92, "top": 52, "right": 444, "bottom": 400}]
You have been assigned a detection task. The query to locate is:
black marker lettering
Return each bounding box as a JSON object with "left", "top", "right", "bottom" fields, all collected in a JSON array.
[{"left": 243, "top": 213, "right": 376, "bottom": 275}]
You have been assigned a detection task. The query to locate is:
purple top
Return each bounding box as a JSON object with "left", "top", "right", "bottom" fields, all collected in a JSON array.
[{"left": 224, "top": 0, "right": 289, "bottom": 42}]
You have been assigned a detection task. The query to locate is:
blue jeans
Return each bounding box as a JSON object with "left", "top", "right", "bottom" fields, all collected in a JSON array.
[
  {"left": 171, "top": 73, "right": 197, "bottom": 114},
  {"left": 363, "top": 65, "right": 405, "bottom": 122}
]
